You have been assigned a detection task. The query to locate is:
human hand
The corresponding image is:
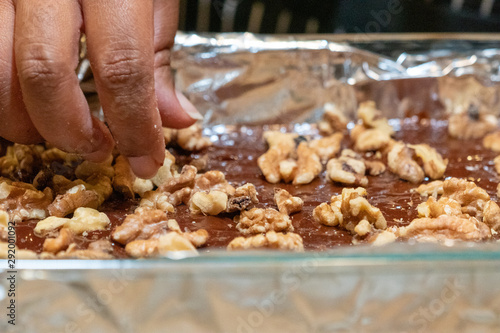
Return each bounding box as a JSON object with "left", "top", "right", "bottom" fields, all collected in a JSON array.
[{"left": 0, "top": 0, "right": 201, "bottom": 178}]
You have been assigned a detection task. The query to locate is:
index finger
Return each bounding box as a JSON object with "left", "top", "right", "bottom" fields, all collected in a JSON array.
[{"left": 82, "top": 0, "right": 165, "bottom": 178}]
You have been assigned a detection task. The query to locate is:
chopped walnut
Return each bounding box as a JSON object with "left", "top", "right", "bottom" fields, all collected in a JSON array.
[
  {"left": 87, "top": 239, "right": 114, "bottom": 254},
  {"left": 318, "top": 103, "right": 348, "bottom": 135},
  {"left": 159, "top": 165, "right": 197, "bottom": 193},
  {"left": 0, "top": 209, "right": 8, "bottom": 240},
  {"left": 387, "top": 141, "right": 425, "bottom": 184},
  {"left": 193, "top": 170, "right": 235, "bottom": 196},
  {"left": 258, "top": 131, "right": 297, "bottom": 183},
  {"left": 314, "top": 188, "right": 386, "bottom": 235},
  {"left": 483, "top": 131, "right": 500, "bottom": 152},
  {"left": 34, "top": 207, "right": 110, "bottom": 236},
  {"left": 326, "top": 149, "right": 368, "bottom": 186},
  {"left": 139, "top": 190, "right": 175, "bottom": 213},
  {"left": 112, "top": 155, "right": 135, "bottom": 198},
  {"left": 41, "top": 147, "right": 79, "bottom": 165},
  {"left": 357, "top": 101, "right": 394, "bottom": 135},
  {"left": 47, "top": 184, "right": 100, "bottom": 217},
  {"left": 408, "top": 144, "right": 448, "bottom": 179},
  {"left": 0, "top": 178, "right": 52, "bottom": 222},
  {"left": 226, "top": 183, "right": 259, "bottom": 213},
  {"left": 125, "top": 232, "right": 199, "bottom": 258},
  {"left": 227, "top": 231, "right": 304, "bottom": 252},
  {"left": 483, "top": 200, "right": 500, "bottom": 232},
  {"left": 75, "top": 155, "right": 114, "bottom": 181},
  {"left": 416, "top": 181, "right": 444, "bottom": 197},
  {"left": 151, "top": 150, "right": 177, "bottom": 187},
  {"left": 0, "top": 144, "right": 43, "bottom": 181},
  {"left": 309, "top": 132, "right": 343, "bottom": 163},
  {"left": 43, "top": 228, "right": 74, "bottom": 254},
  {"left": 189, "top": 154, "right": 209, "bottom": 172},
  {"left": 397, "top": 215, "right": 491, "bottom": 242},
  {"left": 443, "top": 178, "right": 490, "bottom": 218},
  {"left": 294, "top": 142, "right": 322, "bottom": 185},
  {"left": 32, "top": 167, "right": 55, "bottom": 190},
  {"left": 417, "top": 196, "right": 462, "bottom": 218},
  {"left": 365, "top": 229, "right": 397, "bottom": 246},
  {"left": 235, "top": 207, "right": 294, "bottom": 235},
  {"left": 164, "top": 124, "right": 212, "bottom": 151},
  {"left": 112, "top": 209, "right": 168, "bottom": 245},
  {"left": 274, "top": 188, "right": 303, "bottom": 215},
  {"left": 351, "top": 125, "right": 392, "bottom": 152},
  {"left": 448, "top": 107, "right": 497, "bottom": 140},
  {"left": 182, "top": 229, "right": 209, "bottom": 248},
  {"left": 189, "top": 190, "right": 228, "bottom": 215}
]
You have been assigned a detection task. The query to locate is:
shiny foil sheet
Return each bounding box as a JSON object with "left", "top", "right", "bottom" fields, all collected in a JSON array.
[{"left": 3, "top": 33, "right": 500, "bottom": 333}]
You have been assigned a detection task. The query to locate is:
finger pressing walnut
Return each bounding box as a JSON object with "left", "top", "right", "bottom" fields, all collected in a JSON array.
[
  {"left": 43, "top": 227, "right": 74, "bottom": 254},
  {"left": 293, "top": 142, "right": 322, "bottom": 185},
  {"left": 258, "top": 131, "right": 297, "bottom": 183},
  {"left": 193, "top": 170, "right": 235, "bottom": 195},
  {"left": 317, "top": 103, "right": 348, "bottom": 135},
  {"left": 416, "top": 180, "right": 444, "bottom": 197},
  {"left": 0, "top": 179, "right": 52, "bottom": 222},
  {"left": 112, "top": 209, "right": 168, "bottom": 245},
  {"left": 417, "top": 196, "right": 462, "bottom": 218},
  {"left": 48, "top": 184, "right": 100, "bottom": 217},
  {"left": 483, "top": 131, "right": 500, "bottom": 152},
  {"left": 274, "top": 188, "right": 303, "bottom": 215},
  {"left": 443, "top": 177, "right": 490, "bottom": 217},
  {"left": 397, "top": 215, "right": 491, "bottom": 242},
  {"left": 125, "top": 232, "right": 199, "bottom": 258},
  {"left": 34, "top": 207, "right": 110, "bottom": 236},
  {"left": 448, "top": 106, "right": 497, "bottom": 140},
  {"left": 326, "top": 149, "right": 368, "bottom": 186},
  {"left": 387, "top": 141, "right": 425, "bottom": 184},
  {"left": 226, "top": 183, "right": 259, "bottom": 213},
  {"left": 235, "top": 207, "right": 294, "bottom": 235},
  {"left": 483, "top": 200, "right": 500, "bottom": 232},
  {"left": 227, "top": 231, "right": 304, "bottom": 252},
  {"left": 408, "top": 144, "right": 448, "bottom": 179},
  {"left": 189, "top": 190, "right": 228, "bottom": 215},
  {"left": 75, "top": 155, "right": 114, "bottom": 181},
  {"left": 309, "top": 132, "right": 343, "bottom": 163},
  {"left": 159, "top": 165, "right": 197, "bottom": 193}
]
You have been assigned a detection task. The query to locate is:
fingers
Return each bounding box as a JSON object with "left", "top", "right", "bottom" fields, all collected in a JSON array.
[
  {"left": 82, "top": 0, "right": 165, "bottom": 178},
  {"left": 154, "top": 0, "right": 202, "bottom": 128},
  {"left": 0, "top": 0, "right": 41, "bottom": 144},
  {"left": 14, "top": 0, "right": 113, "bottom": 160}
]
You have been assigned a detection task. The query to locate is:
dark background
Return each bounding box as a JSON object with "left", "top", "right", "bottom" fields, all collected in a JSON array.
[{"left": 179, "top": 0, "right": 500, "bottom": 33}]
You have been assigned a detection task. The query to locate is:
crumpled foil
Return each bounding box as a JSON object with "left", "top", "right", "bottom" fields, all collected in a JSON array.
[{"left": 3, "top": 33, "right": 500, "bottom": 333}]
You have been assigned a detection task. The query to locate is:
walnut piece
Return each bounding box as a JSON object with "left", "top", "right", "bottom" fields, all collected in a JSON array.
[
  {"left": 193, "top": 170, "right": 235, "bottom": 195},
  {"left": 258, "top": 131, "right": 297, "bottom": 184},
  {"left": 139, "top": 190, "right": 175, "bottom": 213},
  {"left": 397, "top": 215, "right": 491, "bottom": 242},
  {"left": 43, "top": 228, "right": 74, "bottom": 253},
  {"left": 318, "top": 103, "right": 348, "bottom": 134},
  {"left": 112, "top": 209, "right": 168, "bottom": 245},
  {"left": 75, "top": 155, "right": 114, "bottom": 180},
  {"left": 482, "top": 200, "right": 500, "bottom": 232},
  {"left": 0, "top": 209, "right": 8, "bottom": 240},
  {"left": 164, "top": 124, "right": 212, "bottom": 151},
  {"left": 52, "top": 243, "right": 115, "bottom": 259},
  {"left": 150, "top": 150, "right": 177, "bottom": 187},
  {"left": 387, "top": 141, "right": 425, "bottom": 184},
  {"left": 189, "top": 190, "right": 228, "bottom": 215},
  {"left": 417, "top": 197, "right": 462, "bottom": 218},
  {"left": 0, "top": 144, "right": 43, "bottom": 182},
  {"left": 294, "top": 142, "right": 322, "bottom": 185},
  {"left": 48, "top": 184, "right": 100, "bottom": 217},
  {"left": 448, "top": 108, "right": 497, "bottom": 140},
  {"left": 112, "top": 155, "right": 136, "bottom": 198},
  {"left": 326, "top": 149, "right": 368, "bottom": 186},
  {"left": 416, "top": 181, "right": 444, "bottom": 197},
  {"left": 274, "top": 188, "right": 303, "bottom": 215},
  {"left": 34, "top": 207, "right": 110, "bottom": 236},
  {"left": 408, "top": 144, "right": 448, "bottom": 179},
  {"left": 125, "top": 232, "right": 198, "bottom": 258},
  {"left": 235, "top": 207, "right": 294, "bottom": 235},
  {"left": 364, "top": 160, "right": 386, "bottom": 176},
  {"left": 309, "top": 133, "right": 343, "bottom": 163},
  {"left": 483, "top": 131, "right": 500, "bottom": 152},
  {"left": 350, "top": 101, "right": 394, "bottom": 152},
  {"left": 313, "top": 187, "right": 386, "bottom": 235},
  {"left": 227, "top": 231, "right": 304, "bottom": 252},
  {"left": 0, "top": 178, "right": 52, "bottom": 222},
  {"left": 494, "top": 155, "right": 500, "bottom": 175},
  {"left": 226, "top": 183, "right": 259, "bottom": 213},
  {"left": 279, "top": 159, "right": 297, "bottom": 183},
  {"left": 159, "top": 165, "right": 197, "bottom": 193},
  {"left": 443, "top": 178, "right": 490, "bottom": 218}
]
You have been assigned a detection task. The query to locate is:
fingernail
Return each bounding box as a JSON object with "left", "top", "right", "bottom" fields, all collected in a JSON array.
[
  {"left": 128, "top": 155, "right": 162, "bottom": 179},
  {"left": 175, "top": 90, "right": 203, "bottom": 120}
]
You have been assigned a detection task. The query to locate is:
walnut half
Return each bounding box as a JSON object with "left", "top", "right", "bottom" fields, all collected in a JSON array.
[{"left": 227, "top": 231, "right": 304, "bottom": 252}]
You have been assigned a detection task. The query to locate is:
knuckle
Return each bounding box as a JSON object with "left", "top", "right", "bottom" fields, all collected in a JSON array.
[
  {"left": 17, "top": 45, "right": 73, "bottom": 90},
  {"left": 96, "top": 48, "right": 152, "bottom": 91}
]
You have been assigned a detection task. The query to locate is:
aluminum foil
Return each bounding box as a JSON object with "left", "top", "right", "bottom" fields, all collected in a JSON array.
[{"left": 3, "top": 33, "right": 500, "bottom": 333}]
